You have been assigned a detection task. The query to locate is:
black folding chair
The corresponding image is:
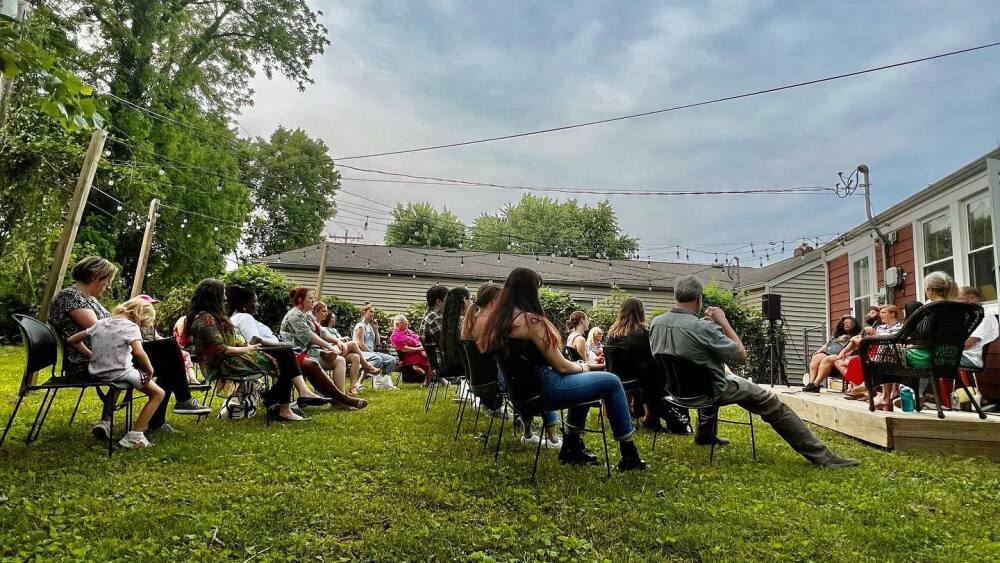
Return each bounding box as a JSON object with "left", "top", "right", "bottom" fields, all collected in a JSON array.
[
  {"left": 2, "top": 314, "right": 132, "bottom": 458},
  {"left": 602, "top": 344, "right": 643, "bottom": 429},
  {"left": 563, "top": 345, "right": 582, "bottom": 362},
  {"left": 455, "top": 339, "right": 506, "bottom": 443},
  {"left": 423, "top": 342, "right": 443, "bottom": 413},
  {"left": 495, "top": 338, "right": 611, "bottom": 480},
  {"left": 859, "top": 301, "right": 986, "bottom": 419},
  {"left": 654, "top": 353, "right": 757, "bottom": 464}
]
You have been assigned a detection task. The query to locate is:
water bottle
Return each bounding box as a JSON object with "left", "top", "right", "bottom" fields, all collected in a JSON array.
[
  {"left": 900, "top": 388, "right": 915, "bottom": 412},
  {"left": 950, "top": 390, "right": 961, "bottom": 411}
]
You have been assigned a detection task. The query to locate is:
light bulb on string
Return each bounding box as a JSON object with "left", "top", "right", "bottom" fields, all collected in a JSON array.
[
  {"left": 570, "top": 258, "right": 574, "bottom": 267},
  {"left": 751, "top": 244, "right": 755, "bottom": 256},
  {"left": 387, "top": 273, "right": 392, "bottom": 278},
  {"left": 116, "top": 205, "right": 123, "bottom": 211},
  {"left": 497, "top": 252, "right": 501, "bottom": 263},
  {"left": 158, "top": 168, "right": 165, "bottom": 176},
  {"left": 647, "top": 281, "right": 652, "bottom": 292},
  {"left": 714, "top": 253, "right": 718, "bottom": 264},
  {"left": 412, "top": 274, "right": 416, "bottom": 279},
  {"left": 108, "top": 179, "right": 114, "bottom": 186},
  {"left": 460, "top": 257, "right": 465, "bottom": 268},
  {"left": 422, "top": 256, "right": 427, "bottom": 266},
  {"left": 685, "top": 250, "right": 690, "bottom": 261},
  {"left": 676, "top": 246, "right": 680, "bottom": 259}
]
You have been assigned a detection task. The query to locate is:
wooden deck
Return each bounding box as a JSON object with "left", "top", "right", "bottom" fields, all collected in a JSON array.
[{"left": 769, "top": 385, "right": 1000, "bottom": 458}]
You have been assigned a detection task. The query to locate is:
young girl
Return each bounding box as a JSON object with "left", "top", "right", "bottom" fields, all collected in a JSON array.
[{"left": 69, "top": 297, "right": 165, "bottom": 449}]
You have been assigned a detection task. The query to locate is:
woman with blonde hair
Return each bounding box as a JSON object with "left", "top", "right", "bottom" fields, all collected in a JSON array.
[
  {"left": 565, "top": 311, "right": 605, "bottom": 369},
  {"left": 586, "top": 327, "right": 605, "bottom": 364}
]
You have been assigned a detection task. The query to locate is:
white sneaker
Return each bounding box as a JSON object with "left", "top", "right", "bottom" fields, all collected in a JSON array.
[
  {"left": 519, "top": 434, "right": 541, "bottom": 446},
  {"left": 118, "top": 431, "right": 152, "bottom": 449},
  {"left": 542, "top": 437, "right": 562, "bottom": 450}
]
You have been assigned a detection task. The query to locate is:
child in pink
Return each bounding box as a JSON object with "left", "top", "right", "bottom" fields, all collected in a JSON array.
[{"left": 389, "top": 315, "right": 432, "bottom": 384}]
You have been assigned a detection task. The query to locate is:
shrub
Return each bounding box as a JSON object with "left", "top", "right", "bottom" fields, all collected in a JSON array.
[
  {"left": 404, "top": 301, "right": 427, "bottom": 329},
  {"left": 321, "top": 295, "right": 360, "bottom": 337},
  {"left": 701, "top": 284, "right": 783, "bottom": 382},
  {"left": 585, "top": 287, "right": 631, "bottom": 332},
  {"left": 539, "top": 287, "right": 574, "bottom": 334},
  {"left": 155, "top": 283, "right": 196, "bottom": 335},
  {"left": 221, "top": 264, "right": 293, "bottom": 330}
]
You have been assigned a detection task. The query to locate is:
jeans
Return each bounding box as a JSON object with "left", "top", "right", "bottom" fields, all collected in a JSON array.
[
  {"left": 140, "top": 339, "right": 193, "bottom": 430},
  {"left": 697, "top": 374, "right": 834, "bottom": 465},
  {"left": 536, "top": 366, "right": 634, "bottom": 441},
  {"left": 495, "top": 370, "right": 557, "bottom": 428},
  {"left": 363, "top": 351, "right": 397, "bottom": 375}
]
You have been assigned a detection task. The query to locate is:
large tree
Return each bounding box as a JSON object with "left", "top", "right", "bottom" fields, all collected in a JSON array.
[
  {"left": 238, "top": 127, "right": 339, "bottom": 260},
  {"left": 384, "top": 203, "right": 466, "bottom": 248},
  {"left": 469, "top": 194, "right": 639, "bottom": 259}
]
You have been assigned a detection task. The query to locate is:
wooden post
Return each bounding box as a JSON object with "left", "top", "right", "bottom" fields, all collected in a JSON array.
[
  {"left": 130, "top": 198, "right": 160, "bottom": 297},
  {"left": 37, "top": 129, "right": 107, "bottom": 322},
  {"left": 315, "top": 240, "right": 329, "bottom": 299}
]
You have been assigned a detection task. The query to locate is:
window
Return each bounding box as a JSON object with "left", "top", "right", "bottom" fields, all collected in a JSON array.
[
  {"left": 967, "top": 196, "right": 996, "bottom": 301},
  {"left": 922, "top": 213, "right": 954, "bottom": 279},
  {"left": 850, "top": 254, "right": 873, "bottom": 320}
]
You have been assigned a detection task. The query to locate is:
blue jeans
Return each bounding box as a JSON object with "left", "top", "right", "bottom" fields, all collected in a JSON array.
[
  {"left": 536, "top": 366, "right": 634, "bottom": 440},
  {"left": 362, "top": 351, "right": 397, "bottom": 374},
  {"left": 497, "top": 369, "right": 557, "bottom": 428}
]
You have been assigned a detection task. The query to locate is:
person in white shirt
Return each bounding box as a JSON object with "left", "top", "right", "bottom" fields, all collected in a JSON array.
[
  {"left": 959, "top": 286, "right": 999, "bottom": 369},
  {"left": 352, "top": 303, "right": 399, "bottom": 389}
]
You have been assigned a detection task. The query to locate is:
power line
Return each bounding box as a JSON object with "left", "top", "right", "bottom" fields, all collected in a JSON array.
[{"left": 331, "top": 39, "right": 1000, "bottom": 160}]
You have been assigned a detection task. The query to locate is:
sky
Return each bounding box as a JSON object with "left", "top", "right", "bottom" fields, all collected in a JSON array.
[{"left": 238, "top": 0, "right": 1000, "bottom": 266}]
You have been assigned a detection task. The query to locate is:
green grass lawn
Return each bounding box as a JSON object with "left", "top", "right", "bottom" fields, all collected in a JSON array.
[{"left": 0, "top": 345, "right": 997, "bottom": 562}]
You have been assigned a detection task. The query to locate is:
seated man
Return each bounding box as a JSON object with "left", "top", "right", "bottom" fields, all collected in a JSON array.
[
  {"left": 649, "top": 274, "right": 859, "bottom": 469},
  {"left": 959, "top": 286, "right": 999, "bottom": 369}
]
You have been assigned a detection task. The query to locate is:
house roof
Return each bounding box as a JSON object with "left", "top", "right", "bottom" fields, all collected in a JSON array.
[
  {"left": 258, "top": 242, "right": 799, "bottom": 291},
  {"left": 818, "top": 146, "right": 1000, "bottom": 250}
]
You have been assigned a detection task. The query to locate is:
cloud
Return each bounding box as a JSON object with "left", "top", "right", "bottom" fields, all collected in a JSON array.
[{"left": 240, "top": 0, "right": 1000, "bottom": 262}]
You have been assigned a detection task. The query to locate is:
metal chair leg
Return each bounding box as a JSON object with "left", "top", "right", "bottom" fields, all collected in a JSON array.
[
  {"left": 471, "top": 400, "right": 481, "bottom": 434},
  {"left": 531, "top": 425, "right": 545, "bottom": 481},
  {"left": 494, "top": 401, "right": 507, "bottom": 462},
  {"left": 651, "top": 426, "right": 659, "bottom": 450},
  {"left": 0, "top": 394, "right": 25, "bottom": 448},
  {"left": 454, "top": 391, "right": 468, "bottom": 441},
  {"left": 424, "top": 381, "right": 435, "bottom": 413},
  {"left": 748, "top": 409, "right": 757, "bottom": 461},
  {"left": 482, "top": 408, "right": 497, "bottom": 454},
  {"left": 32, "top": 387, "right": 61, "bottom": 443},
  {"left": 68, "top": 388, "right": 86, "bottom": 426},
  {"left": 26, "top": 388, "right": 55, "bottom": 444},
  {"left": 709, "top": 442, "right": 716, "bottom": 465},
  {"left": 599, "top": 412, "right": 610, "bottom": 477}
]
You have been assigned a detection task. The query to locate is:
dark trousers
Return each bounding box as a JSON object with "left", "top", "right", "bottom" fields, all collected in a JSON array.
[
  {"left": 261, "top": 346, "right": 361, "bottom": 407},
  {"left": 258, "top": 346, "right": 298, "bottom": 405},
  {"left": 142, "top": 339, "right": 193, "bottom": 430}
]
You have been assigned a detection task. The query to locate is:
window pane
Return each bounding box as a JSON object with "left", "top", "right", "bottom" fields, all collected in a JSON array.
[
  {"left": 853, "top": 297, "right": 870, "bottom": 321},
  {"left": 923, "top": 214, "right": 953, "bottom": 263},
  {"left": 969, "top": 247, "right": 997, "bottom": 301},
  {"left": 968, "top": 198, "right": 993, "bottom": 251},
  {"left": 852, "top": 256, "right": 870, "bottom": 298},
  {"left": 923, "top": 260, "right": 955, "bottom": 282}
]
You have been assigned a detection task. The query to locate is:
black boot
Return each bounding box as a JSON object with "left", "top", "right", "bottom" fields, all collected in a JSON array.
[
  {"left": 617, "top": 439, "right": 646, "bottom": 472},
  {"left": 558, "top": 432, "right": 599, "bottom": 466}
]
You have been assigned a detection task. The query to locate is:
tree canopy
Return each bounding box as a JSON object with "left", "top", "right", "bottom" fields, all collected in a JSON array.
[{"left": 384, "top": 202, "right": 466, "bottom": 248}]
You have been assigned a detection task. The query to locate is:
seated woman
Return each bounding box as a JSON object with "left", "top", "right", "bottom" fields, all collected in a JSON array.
[
  {"left": 279, "top": 288, "right": 379, "bottom": 396},
  {"left": 565, "top": 311, "right": 605, "bottom": 369},
  {"left": 802, "top": 315, "right": 861, "bottom": 392},
  {"left": 313, "top": 302, "right": 396, "bottom": 391},
  {"left": 605, "top": 297, "right": 692, "bottom": 435},
  {"left": 836, "top": 305, "right": 904, "bottom": 406},
  {"left": 185, "top": 279, "right": 315, "bottom": 422},
  {"left": 438, "top": 287, "right": 471, "bottom": 381},
  {"left": 227, "top": 285, "right": 365, "bottom": 410},
  {"left": 390, "top": 315, "right": 432, "bottom": 384},
  {"left": 461, "top": 282, "right": 561, "bottom": 448},
  {"left": 479, "top": 267, "right": 645, "bottom": 471},
  {"left": 586, "top": 326, "right": 605, "bottom": 365},
  {"left": 352, "top": 303, "right": 399, "bottom": 379}
]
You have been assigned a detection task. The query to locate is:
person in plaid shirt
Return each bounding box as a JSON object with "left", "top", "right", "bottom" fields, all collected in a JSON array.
[{"left": 420, "top": 285, "right": 448, "bottom": 345}]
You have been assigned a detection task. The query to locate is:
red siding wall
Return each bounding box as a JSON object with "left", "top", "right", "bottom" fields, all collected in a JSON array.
[
  {"left": 828, "top": 254, "right": 850, "bottom": 328},
  {"left": 875, "top": 224, "right": 918, "bottom": 306}
]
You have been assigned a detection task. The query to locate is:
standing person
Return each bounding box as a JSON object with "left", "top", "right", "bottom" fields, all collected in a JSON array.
[
  {"left": 479, "top": 267, "right": 645, "bottom": 471},
  {"left": 650, "top": 274, "right": 858, "bottom": 468},
  {"left": 227, "top": 285, "right": 364, "bottom": 410},
  {"left": 185, "top": 279, "right": 307, "bottom": 422},
  {"left": 390, "top": 315, "right": 432, "bottom": 384},
  {"left": 353, "top": 303, "right": 399, "bottom": 381},
  {"left": 280, "top": 288, "right": 379, "bottom": 395},
  {"left": 420, "top": 286, "right": 448, "bottom": 346},
  {"left": 959, "top": 286, "right": 999, "bottom": 369},
  {"left": 67, "top": 297, "right": 165, "bottom": 449},
  {"left": 605, "top": 298, "right": 692, "bottom": 435}
]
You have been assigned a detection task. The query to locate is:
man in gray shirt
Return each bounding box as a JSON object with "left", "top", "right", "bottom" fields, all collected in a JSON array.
[{"left": 650, "top": 275, "right": 858, "bottom": 469}]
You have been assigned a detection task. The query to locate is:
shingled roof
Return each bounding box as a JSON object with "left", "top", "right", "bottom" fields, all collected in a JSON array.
[{"left": 258, "top": 242, "right": 810, "bottom": 291}]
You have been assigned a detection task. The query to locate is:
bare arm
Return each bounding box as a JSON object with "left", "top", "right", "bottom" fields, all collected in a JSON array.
[
  {"left": 67, "top": 330, "right": 92, "bottom": 358},
  {"left": 519, "top": 320, "right": 586, "bottom": 375},
  {"left": 965, "top": 336, "right": 981, "bottom": 350},
  {"left": 68, "top": 308, "right": 99, "bottom": 330},
  {"left": 354, "top": 326, "right": 371, "bottom": 352},
  {"left": 130, "top": 340, "right": 154, "bottom": 383}
]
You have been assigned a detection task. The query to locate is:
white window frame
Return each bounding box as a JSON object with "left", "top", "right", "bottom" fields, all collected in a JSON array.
[
  {"left": 917, "top": 210, "right": 956, "bottom": 281},
  {"left": 848, "top": 247, "right": 876, "bottom": 320},
  {"left": 961, "top": 192, "right": 997, "bottom": 303}
]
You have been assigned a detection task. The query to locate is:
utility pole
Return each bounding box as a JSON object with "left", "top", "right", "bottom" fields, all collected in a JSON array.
[
  {"left": 130, "top": 198, "right": 160, "bottom": 297},
  {"left": 37, "top": 129, "right": 107, "bottom": 322},
  {"left": 314, "top": 240, "right": 329, "bottom": 299}
]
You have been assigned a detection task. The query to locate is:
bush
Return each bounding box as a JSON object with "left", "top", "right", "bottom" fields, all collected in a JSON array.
[
  {"left": 701, "top": 284, "right": 783, "bottom": 382},
  {"left": 586, "top": 287, "right": 630, "bottom": 332},
  {"left": 221, "top": 264, "right": 293, "bottom": 330},
  {"left": 539, "top": 287, "right": 574, "bottom": 334},
  {"left": 155, "top": 283, "right": 195, "bottom": 335},
  {"left": 404, "top": 301, "right": 427, "bottom": 329},
  {"left": 321, "top": 295, "right": 360, "bottom": 337}
]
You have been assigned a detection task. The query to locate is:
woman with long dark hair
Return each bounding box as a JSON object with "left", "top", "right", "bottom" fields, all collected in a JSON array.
[
  {"left": 606, "top": 297, "right": 692, "bottom": 435},
  {"left": 802, "top": 315, "right": 861, "bottom": 391},
  {"left": 479, "top": 267, "right": 645, "bottom": 471},
  {"left": 438, "top": 287, "right": 471, "bottom": 381},
  {"left": 184, "top": 279, "right": 307, "bottom": 422},
  {"left": 226, "top": 285, "right": 365, "bottom": 410}
]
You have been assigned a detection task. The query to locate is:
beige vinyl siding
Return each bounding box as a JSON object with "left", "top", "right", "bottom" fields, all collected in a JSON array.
[
  {"left": 273, "top": 265, "right": 675, "bottom": 314},
  {"left": 767, "top": 263, "right": 827, "bottom": 380}
]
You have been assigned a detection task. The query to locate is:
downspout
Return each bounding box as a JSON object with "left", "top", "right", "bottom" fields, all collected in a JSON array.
[{"left": 858, "top": 164, "right": 894, "bottom": 304}]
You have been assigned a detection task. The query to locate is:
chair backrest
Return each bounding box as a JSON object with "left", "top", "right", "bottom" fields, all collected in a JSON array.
[
  {"left": 492, "top": 339, "right": 546, "bottom": 415},
  {"left": 563, "top": 345, "right": 582, "bottom": 362},
  {"left": 898, "top": 300, "right": 984, "bottom": 377},
  {"left": 13, "top": 314, "right": 59, "bottom": 389},
  {"left": 602, "top": 344, "right": 640, "bottom": 385},
  {"left": 653, "top": 353, "right": 715, "bottom": 409},
  {"left": 460, "top": 339, "right": 499, "bottom": 395},
  {"left": 424, "top": 341, "right": 441, "bottom": 374}
]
